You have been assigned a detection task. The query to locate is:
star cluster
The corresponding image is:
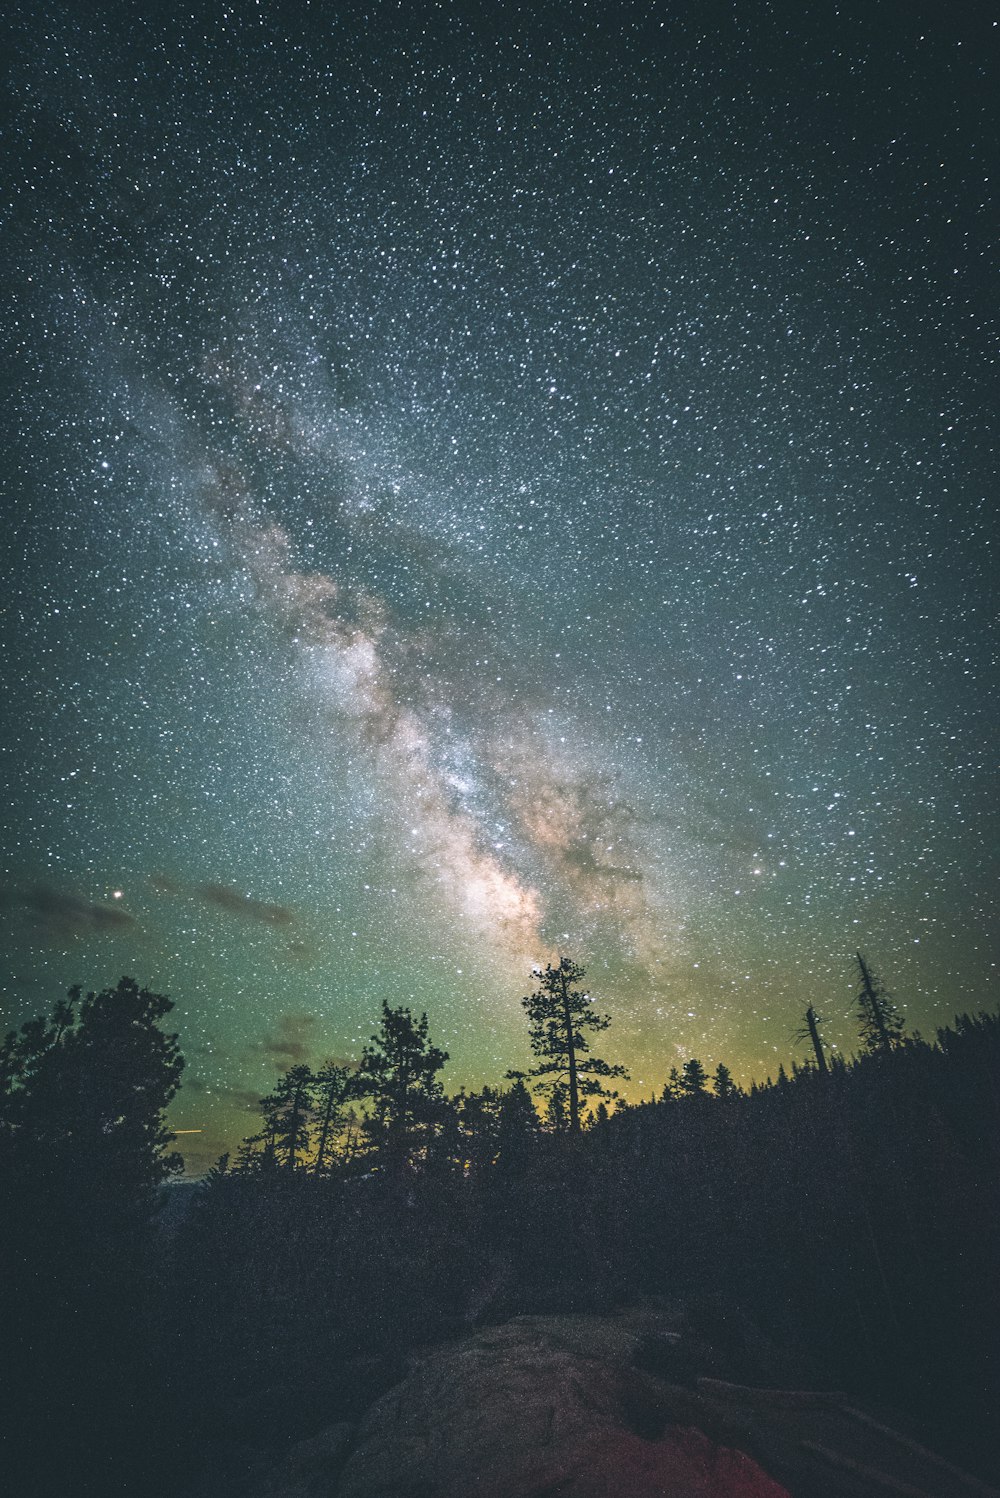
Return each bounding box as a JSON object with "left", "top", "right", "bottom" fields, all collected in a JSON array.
[{"left": 2, "top": 1, "right": 997, "bottom": 1171}]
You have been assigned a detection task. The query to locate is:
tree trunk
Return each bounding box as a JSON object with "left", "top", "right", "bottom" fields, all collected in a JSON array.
[
  {"left": 857, "top": 952, "right": 893, "bottom": 1052},
  {"left": 806, "top": 1006, "right": 829, "bottom": 1075},
  {"left": 559, "top": 966, "right": 581, "bottom": 1133},
  {"left": 315, "top": 1094, "right": 334, "bottom": 1174}
]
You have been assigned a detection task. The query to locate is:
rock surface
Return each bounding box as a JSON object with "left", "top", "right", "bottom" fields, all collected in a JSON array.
[
  {"left": 335, "top": 1315, "right": 789, "bottom": 1498},
  {"left": 244, "top": 1309, "right": 1000, "bottom": 1498}
]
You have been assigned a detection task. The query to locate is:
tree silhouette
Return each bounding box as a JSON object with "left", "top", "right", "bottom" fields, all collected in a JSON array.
[
  {"left": 260, "top": 1063, "right": 315, "bottom": 1171},
  {"left": 544, "top": 1079, "right": 571, "bottom": 1133},
  {"left": 446, "top": 1085, "right": 511, "bottom": 1178},
  {"left": 796, "top": 1005, "right": 830, "bottom": 1074},
  {"left": 508, "top": 957, "right": 628, "bottom": 1133},
  {"left": 313, "top": 1061, "right": 357, "bottom": 1174},
  {"left": 663, "top": 1066, "right": 682, "bottom": 1100},
  {"left": 495, "top": 1078, "right": 540, "bottom": 1168},
  {"left": 2, "top": 977, "right": 183, "bottom": 1198},
  {"left": 856, "top": 951, "right": 905, "bottom": 1054},
  {"left": 678, "top": 1057, "right": 709, "bottom": 1097},
  {"left": 354, "top": 1002, "right": 449, "bottom": 1165},
  {"left": 712, "top": 1062, "right": 738, "bottom": 1099},
  {"left": 1, "top": 979, "right": 184, "bottom": 1494}
]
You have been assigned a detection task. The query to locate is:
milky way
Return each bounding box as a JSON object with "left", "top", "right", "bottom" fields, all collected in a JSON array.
[{"left": 2, "top": 2, "right": 997, "bottom": 1170}]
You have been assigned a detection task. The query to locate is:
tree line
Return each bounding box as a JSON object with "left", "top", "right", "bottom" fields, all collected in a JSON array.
[{"left": 227, "top": 949, "right": 908, "bottom": 1177}]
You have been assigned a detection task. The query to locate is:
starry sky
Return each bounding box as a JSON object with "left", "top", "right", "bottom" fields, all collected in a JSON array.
[{"left": 2, "top": 0, "right": 997, "bottom": 1173}]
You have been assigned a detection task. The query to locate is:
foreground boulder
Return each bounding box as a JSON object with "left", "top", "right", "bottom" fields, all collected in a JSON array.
[
  {"left": 338, "top": 1315, "right": 788, "bottom": 1498},
  {"left": 247, "top": 1310, "right": 998, "bottom": 1498}
]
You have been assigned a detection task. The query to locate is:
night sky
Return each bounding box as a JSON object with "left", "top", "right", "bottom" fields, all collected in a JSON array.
[{"left": 3, "top": 1, "right": 997, "bottom": 1173}]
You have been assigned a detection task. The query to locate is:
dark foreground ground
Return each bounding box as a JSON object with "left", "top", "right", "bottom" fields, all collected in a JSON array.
[{"left": 178, "top": 1306, "right": 1000, "bottom": 1498}]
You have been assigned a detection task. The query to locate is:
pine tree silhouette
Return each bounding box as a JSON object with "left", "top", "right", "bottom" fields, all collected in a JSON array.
[
  {"left": 508, "top": 957, "right": 628, "bottom": 1133},
  {"left": 354, "top": 1002, "right": 449, "bottom": 1166},
  {"left": 856, "top": 951, "right": 905, "bottom": 1053}
]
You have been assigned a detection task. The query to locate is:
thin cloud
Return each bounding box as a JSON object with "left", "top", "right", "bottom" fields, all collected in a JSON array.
[
  {"left": 196, "top": 883, "right": 296, "bottom": 927},
  {"left": 0, "top": 881, "right": 137, "bottom": 941},
  {"left": 229, "top": 1087, "right": 268, "bottom": 1112},
  {"left": 152, "top": 872, "right": 297, "bottom": 928}
]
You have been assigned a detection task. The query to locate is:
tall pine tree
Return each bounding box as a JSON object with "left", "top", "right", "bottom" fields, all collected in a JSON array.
[
  {"left": 509, "top": 957, "right": 628, "bottom": 1133},
  {"left": 259, "top": 1063, "right": 315, "bottom": 1171},
  {"left": 856, "top": 951, "right": 905, "bottom": 1054},
  {"left": 353, "top": 1002, "right": 449, "bottom": 1166}
]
